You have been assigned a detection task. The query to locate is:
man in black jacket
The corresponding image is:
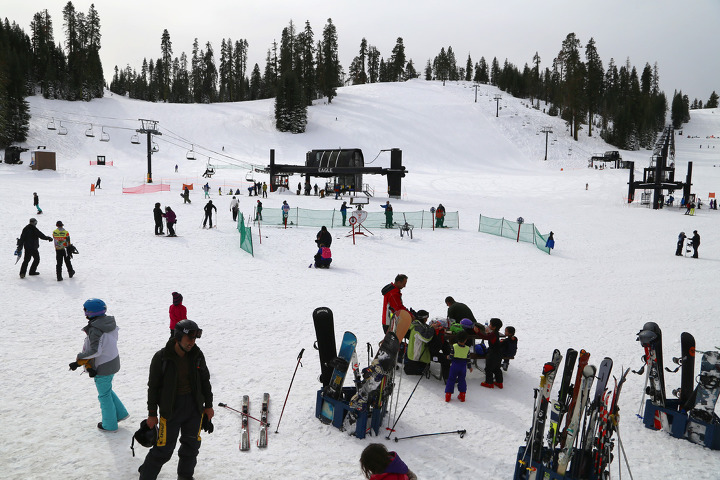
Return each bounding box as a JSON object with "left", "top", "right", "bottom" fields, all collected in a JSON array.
[
  {"left": 315, "top": 225, "right": 332, "bottom": 248},
  {"left": 18, "top": 218, "right": 53, "bottom": 278},
  {"left": 153, "top": 203, "right": 164, "bottom": 235},
  {"left": 139, "top": 320, "right": 214, "bottom": 480},
  {"left": 691, "top": 230, "right": 700, "bottom": 258},
  {"left": 202, "top": 200, "right": 217, "bottom": 228}
]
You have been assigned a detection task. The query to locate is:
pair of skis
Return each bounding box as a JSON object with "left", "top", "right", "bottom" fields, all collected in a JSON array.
[{"left": 240, "top": 393, "right": 270, "bottom": 451}]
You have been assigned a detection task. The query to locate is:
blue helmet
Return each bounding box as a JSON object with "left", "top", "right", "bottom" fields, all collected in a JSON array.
[{"left": 83, "top": 298, "right": 107, "bottom": 318}]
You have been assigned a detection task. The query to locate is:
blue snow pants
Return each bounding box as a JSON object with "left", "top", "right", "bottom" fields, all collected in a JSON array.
[
  {"left": 445, "top": 359, "right": 468, "bottom": 394},
  {"left": 94, "top": 374, "right": 128, "bottom": 431}
]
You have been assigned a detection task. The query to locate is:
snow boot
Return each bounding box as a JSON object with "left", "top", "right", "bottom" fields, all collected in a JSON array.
[
  {"left": 97, "top": 422, "right": 117, "bottom": 432},
  {"left": 481, "top": 382, "right": 494, "bottom": 389},
  {"left": 458, "top": 392, "right": 466, "bottom": 402},
  {"left": 445, "top": 393, "right": 452, "bottom": 402},
  {"left": 494, "top": 382, "right": 503, "bottom": 389}
]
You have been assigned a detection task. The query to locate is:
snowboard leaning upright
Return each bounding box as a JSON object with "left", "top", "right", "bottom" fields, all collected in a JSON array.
[
  {"left": 313, "top": 307, "right": 337, "bottom": 388},
  {"left": 319, "top": 331, "right": 357, "bottom": 424}
]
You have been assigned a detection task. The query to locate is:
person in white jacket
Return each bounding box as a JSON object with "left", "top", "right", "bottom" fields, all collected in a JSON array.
[
  {"left": 229, "top": 196, "right": 239, "bottom": 222},
  {"left": 70, "top": 298, "right": 128, "bottom": 431}
]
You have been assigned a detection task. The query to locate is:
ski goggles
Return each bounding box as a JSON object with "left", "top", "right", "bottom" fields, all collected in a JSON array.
[{"left": 185, "top": 329, "right": 202, "bottom": 339}]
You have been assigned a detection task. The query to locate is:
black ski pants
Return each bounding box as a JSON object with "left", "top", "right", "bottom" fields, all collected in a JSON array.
[
  {"left": 55, "top": 248, "right": 74, "bottom": 280},
  {"left": 20, "top": 249, "right": 40, "bottom": 276},
  {"left": 484, "top": 351, "right": 503, "bottom": 384},
  {"left": 232, "top": 206, "right": 238, "bottom": 222},
  {"left": 139, "top": 394, "right": 202, "bottom": 480},
  {"left": 203, "top": 213, "right": 213, "bottom": 228},
  {"left": 155, "top": 220, "right": 164, "bottom": 235},
  {"left": 167, "top": 222, "right": 176, "bottom": 236}
]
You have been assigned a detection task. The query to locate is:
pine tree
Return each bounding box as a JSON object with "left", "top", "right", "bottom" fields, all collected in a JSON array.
[
  {"left": 298, "top": 21, "right": 316, "bottom": 106},
  {"left": 367, "top": 46, "right": 380, "bottom": 83},
  {"left": 319, "top": 18, "right": 340, "bottom": 102},
  {"left": 707, "top": 91, "right": 719, "bottom": 108},
  {"left": 160, "top": 29, "right": 172, "bottom": 102},
  {"left": 404, "top": 60, "right": 417, "bottom": 80},
  {"left": 585, "top": 38, "right": 603, "bottom": 137},
  {"left": 389, "top": 37, "right": 406, "bottom": 82},
  {"left": 424, "top": 59, "right": 432, "bottom": 80},
  {"left": 465, "top": 54, "right": 473, "bottom": 81},
  {"left": 249, "top": 63, "right": 262, "bottom": 100}
]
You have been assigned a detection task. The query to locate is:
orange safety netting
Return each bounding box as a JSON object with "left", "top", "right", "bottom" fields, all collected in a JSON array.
[{"left": 122, "top": 183, "right": 171, "bottom": 194}]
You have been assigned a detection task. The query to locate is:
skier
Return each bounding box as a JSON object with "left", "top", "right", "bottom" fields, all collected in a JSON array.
[
  {"left": 138, "top": 320, "right": 214, "bottom": 480},
  {"left": 163, "top": 207, "right": 177, "bottom": 237},
  {"left": 675, "top": 231, "right": 687, "bottom": 256},
  {"left": 281, "top": 200, "right": 290, "bottom": 226},
  {"left": 314, "top": 184, "right": 318, "bottom": 196},
  {"left": 262, "top": 182, "right": 267, "bottom": 198},
  {"left": 175, "top": 164, "right": 178, "bottom": 173},
  {"left": 476, "top": 318, "right": 504, "bottom": 389},
  {"left": 168, "top": 292, "right": 187, "bottom": 337},
  {"left": 255, "top": 200, "right": 263, "bottom": 221},
  {"left": 445, "top": 331, "right": 472, "bottom": 402},
  {"left": 96, "top": 177, "right": 101, "bottom": 189},
  {"left": 52, "top": 220, "right": 75, "bottom": 281},
  {"left": 360, "top": 443, "right": 417, "bottom": 480},
  {"left": 315, "top": 225, "right": 332, "bottom": 248},
  {"left": 445, "top": 296, "right": 476, "bottom": 323},
  {"left": 203, "top": 183, "right": 210, "bottom": 199},
  {"left": 153, "top": 203, "right": 164, "bottom": 235},
  {"left": 545, "top": 231, "right": 555, "bottom": 253},
  {"left": 230, "top": 196, "right": 239, "bottom": 222},
  {"left": 70, "top": 299, "right": 128, "bottom": 431},
  {"left": 297, "top": 182, "right": 301, "bottom": 195},
  {"left": 381, "top": 201, "right": 394, "bottom": 228},
  {"left": 690, "top": 230, "right": 700, "bottom": 258},
  {"left": 217, "top": 187, "right": 222, "bottom": 196},
  {"left": 381, "top": 274, "right": 409, "bottom": 334},
  {"left": 340, "top": 201, "right": 348, "bottom": 226},
  {"left": 182, "top": 186, "right": 191, "bottom": 204},
  {"left": 314, "top": 244, "right": 332, "bottom": 268},
  {"left": 403, "top": 309, "right": 434, "bottom": 375},
  {"left": 435, "top": 204, "right": 446, "bottom": 228},
  {"left": 203, "top": 200, "right": 217, "bottom": 228},
  {"left": 18, "top": 218, "right": 53, "bottom": 278},
  {"left": 33, "top": 192, "right": 42, "bottom": 214}
]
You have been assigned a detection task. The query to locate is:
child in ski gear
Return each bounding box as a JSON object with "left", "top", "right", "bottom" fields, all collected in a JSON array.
[
  {"left": 53, "top": 221, "right": 75, "bottom": 281},
  {"left": 360, "top": 443, "right": 417, "bottom": 480},
  {"left": 675, "top": 231, "right": 687, "bottom": 256},
  {"left": 476, "top": 317, "right": 504, "bottom": 388},
  {"left": 381, "top": 201, "right": 394, "bottom": 228},
  {"left": 315, "top": 225, "right": 332, "bottom": 247},
  {"left": 153, "top": 203, "right": 164, "bottom": 235},
  {"left": 33, "top": 192, "right": 42, "bottom": 214},
  {"left": 445, "top": 296, "right": 476, "bottom": 323},
  {"left": 445, "top": 331, "right": 472, "bottom": 402},
  {"left": 203, "top": 200, "right": 217, "bottom": 228},
  {"left": 18, "top": 218, "right": 53, "bottom": 278},
  {"left": 139, "top": 319, "right": 214, "bottom": 480},
  {"left": 404, "top": 309, "right": 435, "bottom": 375},
  {"left": 203, "top": 183, "right": 210, "bottom": 198},
  {"left": 545, "top": 231, "right": 555, "bottom": 252},
  {"left": 314, "top": 244, "right": 332, "bottom": 268},
  {"left": 340, "top": 201, "right": 348, "bottom": 226},
  {"left": 71, "top": 299, "right": 128, "bottom": 431},
  {"left": 500, "top": 326, "right": 517, "bottom": 371},
  {"left": 169, "top": 292, "right": 187, "bottom": 336},
  {"left": 435, "top": 203, "right": 445, "bottom": 228},
  {"left": 162, "top": 207, "right": 177, "bottom": 237},
  {"left": 690, "top": 230, "right": 700, "bottom": 258},
  {"left": 282, "top": 200, "right": 290, "bottom": 226},
  {"left": 381, "top": 274, "right": 409, "bottom": 333},
  {"left": 230, "top": 196, "right": 239, "bottom": 222}
]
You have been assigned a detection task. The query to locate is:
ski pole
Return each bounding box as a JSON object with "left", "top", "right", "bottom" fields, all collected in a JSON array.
[
  {"left": 385, "top": 363, "right": 428, "bottom": 440},
  {"left": 614, "top": 417, "right": 634, "bottom": 480},
  {"left": 393, "top": 429, "right": 466, "bottom": 442},
  {"left": 388, "top": 339, "right": 408, "bottom": 431},
  {"left": 275, "top": 348, "right": 304, "bottom": 434},
  {"left": 218, "top": 403, "right": 270, "bottom": 426}
]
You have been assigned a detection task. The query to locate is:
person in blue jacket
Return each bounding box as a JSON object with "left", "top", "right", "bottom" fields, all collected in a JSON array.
[
  {"left": 340, "top": 201, "right": 348, "bottom": 226},
  {"left": 545, "top": 231, "right": 555, "bottom": 253}
]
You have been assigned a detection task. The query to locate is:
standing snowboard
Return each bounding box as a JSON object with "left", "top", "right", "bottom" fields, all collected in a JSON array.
[
  {"left": 686, "top": 350, "right": 720, "bottom": 445},
  {"left": 313, "top": 307, "right": 337, "bottom": 388},
  {"left": 319, "top": 331, "right": 357, "bottom": 424}
]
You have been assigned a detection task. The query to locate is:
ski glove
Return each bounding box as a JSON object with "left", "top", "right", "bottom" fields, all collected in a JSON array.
[
  {"left": 69, "top": 362, "right": 79, "bottom": 371},
  {"left": 87, "top": 368, "right": 97, "bottom": 377},
  {"left": 201, "top": 416, "right": 214, "bottom": 433}
]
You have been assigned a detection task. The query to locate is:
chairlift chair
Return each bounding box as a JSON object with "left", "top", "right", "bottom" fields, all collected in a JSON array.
[
  {"left": 47, "top": 118, "right": 57, "bottom": 131},
  {"left": 245, "top": 170, "right": 255, "bottom": 182},
  {"left": 152, "top": 142, "right": 159, "bottom": 153},
  {"left": 130, "top": 134, "right": 140, "bottom": 144},
  {"left": 100, "top": 127, "right": 110, "bottom": 142},
  {"left": 85, "top": 124, "right": 95, "bottom": 138},
  {"left": 57, "top": 122, "right": 68, "bottom": 136},
  {"left": 186, "top": 145, "right": 196, "bottom": 160}
]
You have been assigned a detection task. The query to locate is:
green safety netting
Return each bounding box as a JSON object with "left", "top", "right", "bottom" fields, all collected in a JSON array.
[
  {"left": 250, "top": 207, "right": 459, "bottom": 229},
  {"left": 237, "top": 213, "right": 254, "bottom": 256},
  {"left": 478, "top": 214, "right": 551, "bottom": 254}
]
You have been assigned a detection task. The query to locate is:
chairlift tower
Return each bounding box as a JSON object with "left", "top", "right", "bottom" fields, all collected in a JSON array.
[
  {"left": 493, "top": 94, "right": 502, "bottom": 117},
  {"left": 137, "top": 119, "right": 162, "bottom": 183},
  {"left": 539, "top": 126, "right": 553, "bottom": 160}
]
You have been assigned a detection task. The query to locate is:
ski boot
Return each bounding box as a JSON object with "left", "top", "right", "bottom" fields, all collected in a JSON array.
[
  {"left": 445, "top": 393, "right": 452, "bottom": 402},
  {"left": 494, "top": 382, "right": 503, "bottom": 389},
  {"left": 458, "top": 392, "right": 466, "bottom": 402},
  {"left": 481, "top": 382, "right": 494, "bottom": 389}
]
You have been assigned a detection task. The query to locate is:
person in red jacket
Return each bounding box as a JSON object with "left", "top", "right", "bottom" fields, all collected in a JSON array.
[
  {"left": 381, "top": 274, "right": 408, "bottom": 333},
  {"left": 168, "top": 292, "right": 187, "bottom": 337}
]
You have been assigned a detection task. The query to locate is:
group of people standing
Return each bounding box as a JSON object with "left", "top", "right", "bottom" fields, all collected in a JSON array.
[
  {"left": 17, "top": 216, "right": 76, "bottom": 281},
  {"left": 676, "top": 230, "right": 700, "bottom": 258}
]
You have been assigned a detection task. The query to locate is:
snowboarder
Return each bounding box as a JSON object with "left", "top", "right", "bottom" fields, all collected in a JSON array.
[
  {"left": 476, "top": 318, "right": 504, "bottom": 389},
  {"left": 255, "top": 200, "right": 263, "bottom": 221},
  {"left": 445, "top": 296, "right": 476, "bottom": 323},
  {"left": 340, "top": 201, "right": 348, "bottom": 226},
  {"left": 95, "top": 177, "right": 101, "bottom": 189},
  {"left": 445, "top": 331, "right": 472, "bottom": 402},
  {"left": 315, "top": 226, "right": 332, "bottom": 248},
  {"left": 169, "top": 292, "right": 187, "bottom": 337},
  {"left": 360, "top": 443, "right": 417, "bottom": 480},
  {"left": 381, "top": 201, "right": 393, "bottom": 228},
  {"left": 18, "top": 218, "right": 53, "bottom": 278},
  {"left": 545, "top": 231, "right": 555, "bottom": 252},
  {"left": 153, "top": 203, "right": 164, "bottom": 235},
  {"left": 182, "top": 186, "right": 191, "bottom": 204},
  {"left": 675, "top": 231, "right": 687, "bottom": 256},
  {"left": 203, "top": 200, "right": 217, "bottom": 228},
  {"left": 690, "top": 230, "right": 700, "bottom": 258},
  {"left": 381, "top": 274, "right": 409, "bottom": 333},
  {"left": 282, "top": 200, "right": 290, "bottom": 226},
  {"left": 314, "top": 244, "right": 332, "bottom": 268},
  {"left": 70, "top": 298, "right": 128, "bottom": 431},
  {"left": 33, "top": 192, "right": 42, "bottom": 214},
  {"left": 230, "top": 196, "right": 239, "bottom": 222},
  {"left": 163, "top": 207, "right": 177, "bottom": 237},
  {"left": 138, "top": 319, "right": 214, "bottom": 480},
  {"left": 53, "top": 221, "right": 75, "bottom": 281},
  {"left": 435, "top": 204, "right": 446, "bottom": 228}
]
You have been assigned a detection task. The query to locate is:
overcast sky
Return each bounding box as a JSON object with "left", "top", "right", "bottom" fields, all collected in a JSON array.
[{"left": 5, "top": 0, "right": 719, "bottom": 102}]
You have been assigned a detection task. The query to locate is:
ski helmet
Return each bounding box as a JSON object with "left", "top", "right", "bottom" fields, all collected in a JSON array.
[
  {"left": 131, "top": 419, "right": 158, "bottom": 452},
  {"left": 460, "top": 318, "right": 474, "bottom": 329},
  {"left": 56, "top": 221, "right": 63, "bottom": 227},
  {"left": 414, "top": 309, "right": 429, "bottom": 320},
  {"left": 174, "top": 319, "right": 202, "bottom": 341},
  {"left": 83, "top": 298, "right": 107, "bottom": 318},
  {"left": 29, "top": 218, "right": 37, "bottom": 225}
]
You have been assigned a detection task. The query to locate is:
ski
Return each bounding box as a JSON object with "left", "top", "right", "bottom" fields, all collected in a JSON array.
[
  {"left": 556, "top": 364, "right": 596, "bottom": 475},
  {"left": 575, "top": 357, "right": 613, "bottom": 477},
  {"left": 350, "top": 350, "right": 362, "bottom": 391},
  {"left": 596, "top": 367, "right": 630, "bottom": 478},
  {"left": 547, "top": 348, "right": 578, "bottom": 462},
  {"left": 686, "top": 350, "right": 720, "bottom": 445},
  {"left": 319, "top": 331, "right": 357, "bottom": 424},
  {"left": 258, "top": 393, "right": 269, "bottom": 448},
  {"left": 240, "top": 395, "right": 250, "bottom": 451},
  {"left": 562, "top": 349, "right": 590, "bottom": 447}
]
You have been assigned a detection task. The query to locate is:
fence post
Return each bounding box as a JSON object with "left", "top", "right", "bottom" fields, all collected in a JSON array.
[
  {"left": 332, "top": 209, "right": 335, "bottom": 228},
  {"left": 500, "top": 218, "right": 504, "bottom": 236}
]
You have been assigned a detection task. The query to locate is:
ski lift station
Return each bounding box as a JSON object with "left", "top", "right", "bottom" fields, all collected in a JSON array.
[{"left": 267, "top": 148, "right": 406, "bottom": 198}]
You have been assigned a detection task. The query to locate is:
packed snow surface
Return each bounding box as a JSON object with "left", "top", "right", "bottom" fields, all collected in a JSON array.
[{"left": 2, "top": 80, "right": 719, "bottom": 479}]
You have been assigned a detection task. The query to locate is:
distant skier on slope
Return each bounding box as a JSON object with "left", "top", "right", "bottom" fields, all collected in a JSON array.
[{"left": 203, "top": 200, "right": 217, "bottom": 228}]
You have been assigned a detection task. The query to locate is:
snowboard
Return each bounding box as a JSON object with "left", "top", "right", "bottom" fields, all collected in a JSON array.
[
  {"left": 686, "top": 350, "right": 720, "bottom": 445},
  {"left": 258, "top": 393, "right": 269, "bottom": 448},
  {"left": 392, "top": 310, "right": 413, "bottom": 341},
  {"left": 319, "top": 331, "right": 357, "bottom": 424},
  {"left": 313, "top": 307, "right": 337, "bottom": 388},
  {"left": 637, "top": 322, "right": 669, "bottom": 430},
  {"left": 674, "top": 332, "right": 696, "bottom": 408},
  {"left": 348, "top": 331, "right": 400, "bottom": 412}
]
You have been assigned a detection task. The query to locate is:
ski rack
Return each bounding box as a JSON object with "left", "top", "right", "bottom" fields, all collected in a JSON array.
[
  {"left": 642, "top": 398, "right": 720, "bottom": 450},
  {"left": 315, "top": 387, "right": 385, "bottom": 439}
]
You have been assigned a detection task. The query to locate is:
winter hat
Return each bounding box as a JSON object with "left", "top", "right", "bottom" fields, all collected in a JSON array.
[
  {"left": 460, "top": 318, "right": 474, "bottom": 329},
  {"left": 172, "top": 292, "right": 183, "bottom": 305},
  {"left": 56, "top": 221, "right": 63, "bottom": 227},
  {"left": 415, "top": 309, "right": 429, "bottom": 320},
  {"left": 155, "top": 202, "right": 160, "bottom": 207}
]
